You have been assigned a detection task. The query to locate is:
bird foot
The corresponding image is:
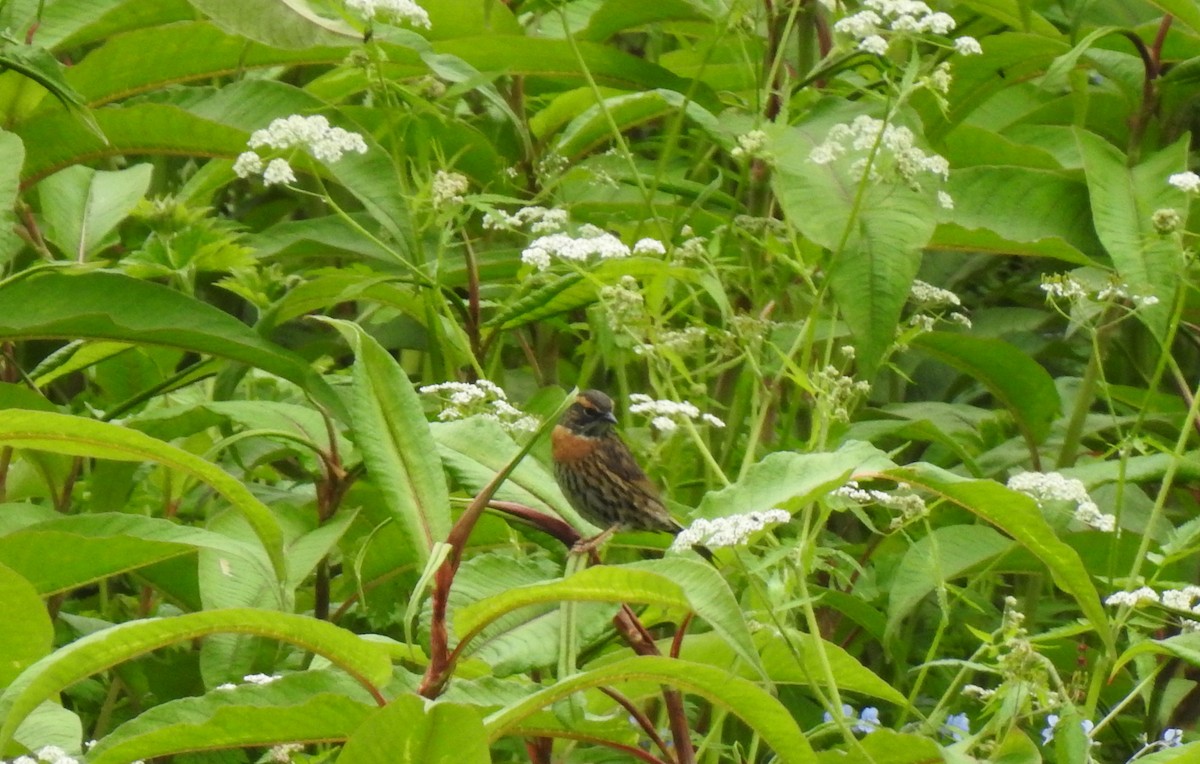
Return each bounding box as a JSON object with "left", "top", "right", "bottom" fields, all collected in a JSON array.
[{"left": 571, "top": 526, "right": 618, "bottom": 555}]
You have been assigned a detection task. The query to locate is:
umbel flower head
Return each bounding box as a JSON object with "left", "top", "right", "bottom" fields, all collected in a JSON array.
[{"left": 233, "top": 115, "right": 368, "bottom": 186}]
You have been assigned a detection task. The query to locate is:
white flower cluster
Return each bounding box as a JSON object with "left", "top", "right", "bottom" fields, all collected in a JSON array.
[
  {"left": 834, "top": 0, "right": 962, "bottom": 40},
  {"left": 672, "top": 227, "right": 709, "bottom": 262},
  {"left": 215, "top": 672, "right": 282, "bottom": 691},
  {"left": 419, "top": 380, "right": 539, "bottom": 434},
  {"left": 731, "top": 129, "right": 772, "bottom": 161},
  {"left": 1168, "top": 172, "right": 1200, "bottom": 194},
  {"left": 1103, "top": 586, "right": 1161, "bottom": 607},
  {"left": 599, "top": 275, "right": 646, "bottom": 330},
  {"left": 910, "top": 279, "right": 962, "bottom": 307},
  {"left": 1006, "top": 471, "right": 1115, "bottom": 532},
  {"left": 1040, "top": 274, "right": 1159, "bottom": 308},
  {"left": 233, "top": 115, "right": 368, "bottom": 186},
  {"left": 809, "top": 115, "right": 951, "bottom": 195},
  {"left": 345, "top": 0, "right": 431, "bottom": 27},
  {"left": 521, "top": 227, "right": 664, "bottom": 271},
  {"left": 483, "top": 205, "right": 569, "bottom": 234},
  {"left": 628, "top": 393, "right": 725, "bottom": 433},
  {"left": 431, "top": 170, "right": 469, "bottom": 208},
  {"left": 833, "top": 480, "right": 928, "bottom": 526},
  {"left": 670, "top": 508, "right": 790, "bottom": 551},
  {"left": 10, "top": 746, "right": 96, "bottom": 764}
]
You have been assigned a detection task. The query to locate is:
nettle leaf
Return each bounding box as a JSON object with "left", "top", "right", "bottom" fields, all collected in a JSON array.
[
  {"left": 322, "top": 319, "right": 451, "bottom": 565},
  {"left": 880, "top": 464, "right": 1113, "bottom": 653},
  {"left": 886, "top": 524, "right": 1015, "bottom": 642},
  {"left": 0, "top": 563, "right": 52, "bottom": 688},
  {"left": 1075, "top": 129, "right": 1188, "bottom": 340},
  {"left": 0, "top": 270, "right": 344, "bottom": 419},
  {"left": 770, "top": 107, "right": 936, "bottom": 375},
  {"left": 484, "top": 656, "right": 817, "bottom": 763},
  {"left": 87, "top": 672, "right": 377, "bottom": 764},
  {"left": 0, "top": 130, "right": 22, "bottom": 263},
  {"left": 910, "top": 332, "right": 1061, "bottom": 450},
  {"left": 37, "top": 163, "right": 153, "bottom": 260},
  {"left": 0, "top": 609, "right": 393, "bottom": 751},
  {"left": 187, "top": 0, "right": 358, "bottom": 48},
  {"left": 341, "top": 695, "right": 490, "bottom": 764}
]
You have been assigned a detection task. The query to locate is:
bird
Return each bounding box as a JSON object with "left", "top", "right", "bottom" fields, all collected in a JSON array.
[{"left": 551, "top": 389, "right": 712, "bottom": 561}]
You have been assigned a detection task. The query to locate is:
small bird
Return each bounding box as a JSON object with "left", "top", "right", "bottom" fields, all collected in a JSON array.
[{"left": 552, "top": 389, "right": 711, "bottom": 560}]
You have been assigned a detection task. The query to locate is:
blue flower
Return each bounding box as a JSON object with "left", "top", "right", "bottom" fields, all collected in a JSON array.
[
  {"left": 823, "top": 704, "right": 854, "bottom": 724},
  {"left": 942, "top": 713, "right": 970, "bottom": 741},
  {"left": 1041, "top": 714, "right": 1060, "bottom": 745},
  {"left": 1163, "top": 728, "right": 1183, "bottom": 747},
  {"left": 853, "top": 707, "right": 880, "bottom": 734}
]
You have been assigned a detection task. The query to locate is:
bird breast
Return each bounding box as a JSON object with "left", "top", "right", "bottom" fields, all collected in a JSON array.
[{"left": 552, "top": 425, "right": 597, "bottom": 463}]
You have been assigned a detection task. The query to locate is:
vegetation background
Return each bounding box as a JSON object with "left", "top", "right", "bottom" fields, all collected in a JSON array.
[{"left": 0, "top": 0, "right": 1198, "bottom": 761}]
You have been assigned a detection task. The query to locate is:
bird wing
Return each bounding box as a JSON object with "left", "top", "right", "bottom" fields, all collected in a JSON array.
[{"left": 602, "top": 434, "right": 661, "bottom": 501}]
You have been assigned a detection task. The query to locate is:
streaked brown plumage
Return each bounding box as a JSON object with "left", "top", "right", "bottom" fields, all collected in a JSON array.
[{"left": 552, "top": 390, "right": 706, "bottom": 557}]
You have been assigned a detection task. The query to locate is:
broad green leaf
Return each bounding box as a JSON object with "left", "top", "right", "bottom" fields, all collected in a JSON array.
[
  {"left": 624, "top": 558, "right": 764, "bottom": 678},
  {"left": 579, "top": 0, "right": 711, "bottom": 42},
  {"left": 187, "top": 0, "right": 358, "bottom": 48},
  {"left": 323, "top": 320, "right": 451, "bottom": 565},
  {"left": 16, "top": 102, "right": 247, "bottom": 186},
  {"left": 0, "top": 130, "right": 21, "bottom": 263},
  {"left": 37, "top": 164, "right": 153, "bottom": 260},
  {"left": 697, "top": 441, "right": 893, "bottom": 519},
  {"left": 910, "top": 332, "right": 1061, "bottom": 447},
  {"left": 431, "top": 417, "right": 593, "bottom": 532},
  {"left": 0, "top": 42, "right": 91, "bottom": 117},
  {"left": 929, "top": 224, "right": 1095, "bottom": 265},
  {"left": 1144, "top": 0, "right": 1200, "bottom": 35},
  {"left": 0, "top": 410, "right": 287, "bottom": 582},
  {"left": 771, "top": 110, "right": 934, "bottom": 375},
  {"left": 11, "top": 703, "right": 82, "bottom": 761},
  {"left": 87, "top": 672, "right": 377, "bottom": 764},
  {"left": 0, "top": 608, "right": 393, "bottom": 750},
  {"left": 886, "top": 524, "right": 1014, "bottom": 641},
  {"left": 442, "top": 553, "right": 615, "bottom": 676},
  {"left": 0, "top": 564, "right": 52, "bottom": 688},
  {"left": 943, "top": 165, "right": 1101, "bottom": 261},
  {"left": 455, "top": 566, "right": 690, "bottom": 645},
  {"left": 27, "top": 0, "right": 192, "bottom": 51},
  {"left": 0, "top": 271, "right": 344, "bottom": 419},
  {"left": 1075, "top": 130, "right": 1187, "bottom": 339},
  {"left": 66, "top": 21, "right": 351, "bottom": 107},
  {"left": 485, "top": 656, "right": 817, "bottom": 763},
  {"left": 554, "top": 89, "right": 718, "bottom": 158},
  {"left": 882, "top": 464, "right": 1112, "bottom": 653},
  {"left": 340, "top": 695, "right": 489, "bottom": 764}
]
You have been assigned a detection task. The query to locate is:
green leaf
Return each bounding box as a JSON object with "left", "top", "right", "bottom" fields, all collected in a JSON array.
[
  {"left": 37, "top": 164, "right": 153, "bottom": 260},
  {"left": 1075, "top": 129, "right": 1187, "bottom": 339},
  {"left": 431, "top": 418, "right": 591, "bottom": 532},
  {"left": 623, "top": 558, "right": 764, "bottom": 678},
  {"left": 697, "top": 442, "right": 893, "bottom": 519},
  {"left": 15, "top": 102, "right": 247, "bottom": 186},
  {"left": 0, "top": 270, "right": 344, "bottom": 419},
  {"left": 322, "top": 319, "right": 451, "bottom": 565},
  {"left": 485, "top": 656, "right": 817, "bottom": 763},
  {"left": 0, "top": 410, "right": 287, "bottom": 583},
  {"left": 579, "top": 0, "right": 711, "bottom": 42},
  {"left": 66, "top": 21, "right": 351, "bottom": 107},
  {"left": 0, "top": 608, "right": 392, "bottom": 750},
  {"left": 0, "top": 564, "right": 52, "bottom": 688},
  {"left": 341, "top": 695, "right": 490, "bottom": 764},
  {"left": 886, "top": 524, "right": 1014, "bottom": 641},
  {"left": 882, "top": 464, "right": 1113, "bottom": 653},
  {"left": 455, "top": 565, "right": 690, "bottom": 644},
  {"left": 1144, "top": 0, "right": 1200, "bottom": 35},
  {"left": 86, "top": 672, "right": 377, "bottom": 764},
  {"left": 554, "top": 89, "right": 718, "bottom": 158},
  {"left": 910, "top": 332, "right": 1061, "bottom": 447},
  {"left": 0, "top": 130, "right": 22, "bottom": 263},
  {"left": 187, "top": 0, "right": 358, "bottom": 48},
  {"left": 771, "top": 111, "right": 935, "bottom": 374}
]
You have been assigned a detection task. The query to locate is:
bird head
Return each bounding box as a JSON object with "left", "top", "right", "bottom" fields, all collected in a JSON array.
[{"left": 559, "top": 389, "right": 618, "bottom": 437}]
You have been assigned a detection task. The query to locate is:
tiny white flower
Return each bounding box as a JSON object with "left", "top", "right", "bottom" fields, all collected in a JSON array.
[
  {"left": 233, "top": 151, "right": 263, "bottom": 178},
  {"left": 345, "top": 0, "right": 432, "bottom": 28},
  {"left": 954, "top": 36, "right": 982, "bottom": 55},
  {"left": 920, "top": 11, "right": 956, "bottom": 33},
  {"left": 670, "top": 509, "right": 790, "bottom": 550},
  {"left": 243, "top": 673, "right": 281, "bottom": 685},
  {"left": 1168, "top": 172, "right": 1200, "bottom": 194},
  {"left": 632, "top": 238, "right": 666, "bottom": 255},
  {"left": 262, "top": 158, "right": 297, "bottom": 186},
  {"left": 431, "top": 170, "right": 469, "bottom": 208},
  {"left": 1104, "top": 587, "right": 1159, "bottom": 606},
  {"left": 859, "top": 34, "right": 889, "bottom": 55}
]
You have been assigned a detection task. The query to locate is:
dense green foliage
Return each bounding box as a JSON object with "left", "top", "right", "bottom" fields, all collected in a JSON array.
[{"left": 0, "top": 0, "right": 1199, "bottom": 761}]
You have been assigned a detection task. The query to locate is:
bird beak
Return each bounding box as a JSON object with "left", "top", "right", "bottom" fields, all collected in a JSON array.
[{"left": 603, "top": 411, "right": 618, "bottom": 424}]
